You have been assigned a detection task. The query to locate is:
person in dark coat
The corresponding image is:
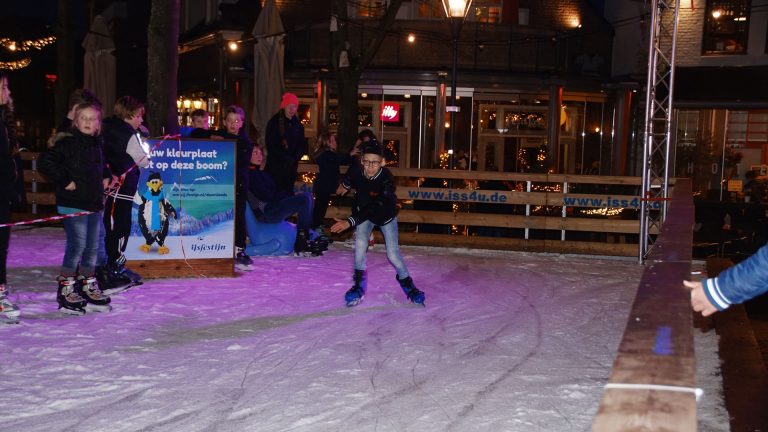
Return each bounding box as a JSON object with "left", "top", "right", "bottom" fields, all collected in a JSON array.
[
  {"left": 101, "top": 96, "right": 150, "bottom": 287},
  {"left": 331, "top": 142, "right": 425, "bottom": 307},
  {"left": 39, "top": 101, "right": 113, "bottom": 315},
  {"left": 264, "top": 92, "right": 307, "bottom": 194},
  {"left": 214, "top": 105, "right": 255, "bottom": 271},
  {"left": 311, "top": 131, "right": 355, "bottom": 234},
  {"left": 0, "top": 72, "right": 23, "bottom": 322}
]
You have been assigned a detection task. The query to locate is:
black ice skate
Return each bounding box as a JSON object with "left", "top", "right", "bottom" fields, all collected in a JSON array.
[
  {"left": 397, "top": 275, "right": 425, "bottom": 306},
  {"left": 345, "top": 270, "right": 367, "bottom": 307},
  {"left": 78, "top": 276, "right": 112, "bottom": 313},
  {"left": 57, "top": 276, "right": 87, "bottom": 316},
  {"left": 294, "top": 229, "right": 323, "bottom": 257},
  {"left": 96, "top": 265, "right": 132, "bottom": 296},
  {"left": 235, "top": 249, "right": 254, "bottom": 271}
]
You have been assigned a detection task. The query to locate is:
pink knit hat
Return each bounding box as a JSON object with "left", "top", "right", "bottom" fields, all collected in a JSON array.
[{"left": 280, "top": 92, "right": 299, "bottom": 109}]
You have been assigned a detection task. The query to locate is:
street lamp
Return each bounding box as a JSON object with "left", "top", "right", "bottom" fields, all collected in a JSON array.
[{"left": 441, "top": 0, "right": 472, "bottom": 169}]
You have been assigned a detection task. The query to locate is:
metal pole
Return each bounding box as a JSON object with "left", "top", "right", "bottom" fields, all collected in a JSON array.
[{"left": 448, "top": 19, "right": 461, "bottom": 170}]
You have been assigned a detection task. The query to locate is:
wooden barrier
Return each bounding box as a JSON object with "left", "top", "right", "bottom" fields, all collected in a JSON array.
[
  {"left": 299, "top": 165, "right": 662, "bottom": 257},
  {"left": 20, "top": 154, "right": 660, "bottom": 257},
  {"left": 592, "top": 178, "right": 696, "bottom": 431}
]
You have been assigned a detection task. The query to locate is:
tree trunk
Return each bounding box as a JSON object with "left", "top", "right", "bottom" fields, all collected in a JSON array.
[
  {"left": 146, "top": 0, "right": 180, "bottom": 136},
  {"left": 55, "top": 0, "right": 74, "bottom": 123},
  {"left": 330, "top": 0, "right": 404, "bottom": 153},
  {"left": 336, "top": 69, "right": 361, "bottom": 154}
]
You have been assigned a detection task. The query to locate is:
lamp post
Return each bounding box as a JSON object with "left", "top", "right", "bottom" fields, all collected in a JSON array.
[{"left": 442, "top": 0, "right": 472, "bottom": 170}]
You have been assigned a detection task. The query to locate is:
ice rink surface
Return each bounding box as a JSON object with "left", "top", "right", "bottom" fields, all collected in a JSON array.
[{"left": 0, "top": 227, "right": 728, "bottom": 431}]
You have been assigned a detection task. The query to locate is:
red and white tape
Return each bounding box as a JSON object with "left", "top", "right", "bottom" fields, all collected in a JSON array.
[{"left": 0, "top": 211, "right": 92, "bottom": 228}]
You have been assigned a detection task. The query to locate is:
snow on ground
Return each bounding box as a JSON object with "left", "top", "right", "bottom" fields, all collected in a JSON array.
[{"left": 0, "top": 227, "right": 726, "bottom": 431}]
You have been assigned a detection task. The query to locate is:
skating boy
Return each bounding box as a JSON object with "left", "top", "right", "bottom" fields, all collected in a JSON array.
[{"left": 330, "top": 142, "right": 425, "bottom": 307}]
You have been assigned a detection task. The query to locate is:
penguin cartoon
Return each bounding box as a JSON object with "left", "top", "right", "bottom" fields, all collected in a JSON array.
[{"left": 135, "top": 172, "right": 177, "bottom": 254}]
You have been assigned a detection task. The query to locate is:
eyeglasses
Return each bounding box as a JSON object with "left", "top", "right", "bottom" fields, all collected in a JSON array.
[{"left": 361, "top": 159, "right": 381, "bottom": 167}]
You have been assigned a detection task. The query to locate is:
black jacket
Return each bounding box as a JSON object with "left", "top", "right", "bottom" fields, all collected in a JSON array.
[
  {"left": 213, "top": 129, "right": 253, "bottom": 192},
  {"left": 341, "top": 166, "right": 398, "bottom": 227},
  {"left": 313, "top": 149, "right": 351, "bottom": 195},
  {"left": 246, "top": 165, "right": 291, "bottom": 215},
  {"left": 0, "top": 105, "right": 25, "bottom": 207},
  {"left": 102, "top": 116, "right": 141, "bottom": 195},
  {"left": 264, "top": 111, "right": 306, "bottom": 192},
  {"left": 38, "top": 130, "right": 111, "bottom": 212}
]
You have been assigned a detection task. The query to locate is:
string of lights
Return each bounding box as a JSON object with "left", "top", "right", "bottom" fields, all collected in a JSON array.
[
  {"left": 0, "top": 36, "right": 56, "bottom": 52},
  {"left": 0, "top": 36, "right": 56, "bottom": 71}
]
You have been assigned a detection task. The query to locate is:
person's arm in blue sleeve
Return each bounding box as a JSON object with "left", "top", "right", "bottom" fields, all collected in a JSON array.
[{"left": 686, "top": 242, "right": 768, "bottom": 316}]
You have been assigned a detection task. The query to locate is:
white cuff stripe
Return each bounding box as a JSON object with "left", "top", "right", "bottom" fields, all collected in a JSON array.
[{"left": 706, "top": 278, "right": 731, "bottom": 309}]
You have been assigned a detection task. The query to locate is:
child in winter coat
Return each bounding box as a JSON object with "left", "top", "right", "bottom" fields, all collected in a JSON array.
[
  {"left": 311, "top": 132, "right": 355, "bottom": 239},
  {"left": 330, "top": 142, "right": 425, "bottom": 307},
  {"left": 39, "top": 101, "right": 113, "bottom": 315}
]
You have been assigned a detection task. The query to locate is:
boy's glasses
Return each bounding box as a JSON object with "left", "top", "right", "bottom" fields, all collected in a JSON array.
[{"left": 361, "top": 160, "right": 381, "bottom": 167}]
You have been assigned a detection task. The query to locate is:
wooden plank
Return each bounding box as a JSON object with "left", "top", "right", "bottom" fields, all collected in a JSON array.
[
  {"left": 298, "top": 163, "right": 645, "bottom": 185},
  {"left": 25, "top": 191, "right": 57, "bottom": 206},
  {"left": 24, "top": 170, "right": 51, "bottom": 183},
  {"left": 128, "top": 258, "right": 234, "bottom": 279},
  {"left": 397, "top": 186, "right": 640, "bottom": 207},
  {"left": 593, "top": 179, "right": 696, "bottom": 431},
  {"left": 396, "top": 232, "right": 638, "bottom": 256},
  {"left": 326, "top": 207, "right": 644, "bottom": 234}
]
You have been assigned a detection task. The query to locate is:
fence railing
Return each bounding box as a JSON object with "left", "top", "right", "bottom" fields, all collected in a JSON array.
[
  {"left": 21, "top": 154, "right": 663, "bottom": 258},
  {"left": 592, "top": 178, "right": 696, "bottom": 430},
  {"left": 299, "top": 165, "right": 664, "bottom": 257}
]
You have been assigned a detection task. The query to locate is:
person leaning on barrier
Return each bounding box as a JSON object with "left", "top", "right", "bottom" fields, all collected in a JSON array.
[{"left": 685, "top": 242, "right": 768, "bottom": 316}]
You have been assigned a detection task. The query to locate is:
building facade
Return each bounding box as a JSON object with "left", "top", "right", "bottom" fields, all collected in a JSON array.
[
  {"left": 609, "top": 0, "right": 768, "bottom": 199},
  {"left": 179, "top": 0, "right": 645, "bottom": 175}
]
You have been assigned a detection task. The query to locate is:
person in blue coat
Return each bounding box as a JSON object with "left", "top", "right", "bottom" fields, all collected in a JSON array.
[{"left": 686, "top": 242, "right": 768, "bottom": 316}]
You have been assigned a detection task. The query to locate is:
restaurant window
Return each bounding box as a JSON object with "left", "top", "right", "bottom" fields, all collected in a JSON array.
[
  {"left": 356, "top": 0, "right": 386, "bottom": 17},
  {"left": 702, "top": 0, "right": 750, "bottom": 55}
]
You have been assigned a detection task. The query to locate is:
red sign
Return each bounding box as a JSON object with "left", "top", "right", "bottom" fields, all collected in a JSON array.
[{"left": 380, "top": 103, "right": 400, "bottom": 122}]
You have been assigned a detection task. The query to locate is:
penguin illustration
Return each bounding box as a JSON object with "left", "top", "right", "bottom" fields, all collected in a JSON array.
[{"left": 135, "top": 172, "right": 177, "bottom": 254}]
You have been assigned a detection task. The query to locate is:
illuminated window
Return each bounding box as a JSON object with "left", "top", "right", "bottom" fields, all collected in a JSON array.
[
  {"left": 356, "top": 0, "right": 386, "bottom": 17},
  {"left": 702, "top": 0, "right": 750, "bottom": 55}
]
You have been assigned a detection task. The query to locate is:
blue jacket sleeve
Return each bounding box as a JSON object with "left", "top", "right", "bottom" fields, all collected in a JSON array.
[{"left": 703, "top": 242, "right": 768, "bottom": 311}]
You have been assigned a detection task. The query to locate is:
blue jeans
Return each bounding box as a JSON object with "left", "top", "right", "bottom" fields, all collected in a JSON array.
[
  {"left": 61, "top": 211, "right": 103, "bottom": 276},
  {"left": 354, "top": 218, "right": 409, "bottom": 279},
  {"left": 260, "top": 192, "right": 313, "bottom": 231}
]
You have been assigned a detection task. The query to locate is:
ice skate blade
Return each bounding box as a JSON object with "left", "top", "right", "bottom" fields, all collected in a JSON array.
[
  {"left": 59, "top": 306, "right": 86, "bottom": 316},
  {"left": 85, "top": 303, "right": 113, "bottom": 313},
  {"left": 235, "top": 263, "right": 254, "bottom": 271},
  {"left": 1, "top": 315, "right": 20, "bottom": 324},
  {"left": 1, "top": 308, "right": 21, "bottom": 318},
  {"left": 102, "top": 285, "right": 131, "bottom": 296},
  {"left": 345, "top": 296, "right": 364, "bottom": 307}
]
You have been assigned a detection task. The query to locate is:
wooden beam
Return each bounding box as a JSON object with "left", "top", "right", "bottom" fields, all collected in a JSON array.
[{"left": 593, "top": 179, "right": 696, "bottom": 431}]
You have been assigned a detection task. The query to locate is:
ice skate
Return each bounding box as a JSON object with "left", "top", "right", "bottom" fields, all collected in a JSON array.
[
  {"left": 57, "top": 276, "right": 87, "bottom": 316},
  {"left": 294, "top": 229, "right": 323, "bottom": 257},
  {"left": 345, "top": 270, "right": 367, "bottom": 307},
  {"left": 397, "top": 275, "right": 425, "bottom": 306},
  {"left": 118, "top": 264, "right": 144, "bottom": 286},
  {"left": 97, "top": 265, "right": 133, "bottom": 296},
  {"left": 78, "top": 276, "right": 112, "bottom": 313},
  {"left": 0, "top": 293, "right": 20, "bottom": 324},
  {"left": 235, "top": 249, "right": 254, "bottom": 271}
]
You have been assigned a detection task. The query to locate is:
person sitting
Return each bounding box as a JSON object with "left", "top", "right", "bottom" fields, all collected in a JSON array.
[
  {"left": 189, "top": 109, "right": 216, "bottom": 139},
  {"left": 246, "top": 145, "right": 325, "bottom": 256}
]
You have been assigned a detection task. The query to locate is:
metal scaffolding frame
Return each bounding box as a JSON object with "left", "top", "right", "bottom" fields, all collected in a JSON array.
[{"left": 639, "top": 0, "right": 680, "bottom": 262}]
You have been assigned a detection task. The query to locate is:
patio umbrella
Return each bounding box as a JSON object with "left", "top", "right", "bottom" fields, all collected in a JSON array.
[
  {"left": 251, "top": 0, "right": 285, "bottom": 137},
  {"left": 82, "top": 15, "right": 115, "bottom": 116}
]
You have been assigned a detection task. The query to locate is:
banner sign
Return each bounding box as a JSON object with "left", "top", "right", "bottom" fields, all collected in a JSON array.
[
  {"left": 124, "top": 139, "right": 236, "bottom": 261},
  {"left": 381, "top": 103, "right": 400, "bottom": 122}
]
